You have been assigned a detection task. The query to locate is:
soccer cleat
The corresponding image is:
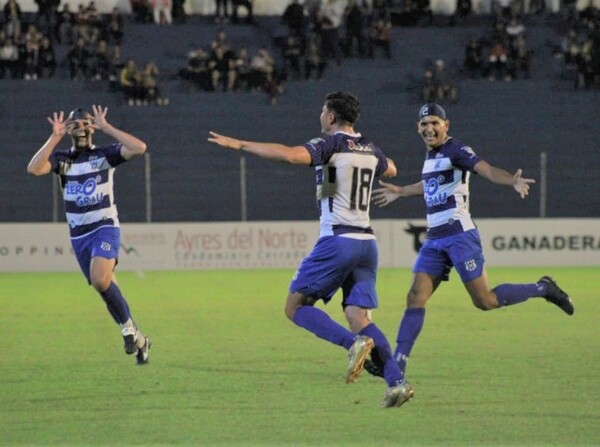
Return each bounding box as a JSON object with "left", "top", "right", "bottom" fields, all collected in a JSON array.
[
  {"left": 346, "top": 335, "right": 375, "bottom": 384},
  {"left": 539, "top": 276, "right": 574, "bottom": 315},
  {"left": 364, "top": 358, "right": 384, "bottom": 378},
  {"left": 382, "top": 380, "right": 414, "bottom": 408},
  {"left": 136, "top": 336, "right": 152, "bottom": 365},
  {"left": 122, "top": 327, "right": 138, "bottom": 355}
]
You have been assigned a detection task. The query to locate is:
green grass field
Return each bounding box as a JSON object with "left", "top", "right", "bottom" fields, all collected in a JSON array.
[{"left": 1, "top": 267, "right": 598, "bottom": 446}]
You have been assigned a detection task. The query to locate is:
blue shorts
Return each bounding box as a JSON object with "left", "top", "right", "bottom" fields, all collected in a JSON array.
[
  {"left": 71, "top": 226, "right": 121, "bottom": 284},
  {"left": 289, "top": 235, "right": 379, "bottom": 309},
  {"left": 413, "top": 229, "right": 485, "bottom": 283}
]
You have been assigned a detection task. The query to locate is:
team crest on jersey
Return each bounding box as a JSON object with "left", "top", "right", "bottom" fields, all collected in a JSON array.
[{"left": 464, "top": 259, "right": 477, "bottom": 271}]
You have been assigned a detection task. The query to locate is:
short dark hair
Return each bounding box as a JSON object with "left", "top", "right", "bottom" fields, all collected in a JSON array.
[{"left": 324, "top": 91, "right": 360, "bottom": 125}]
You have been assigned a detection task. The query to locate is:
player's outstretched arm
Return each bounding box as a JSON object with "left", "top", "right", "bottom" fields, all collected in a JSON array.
[
  {"left": 474, "top": 161, "right": 535, "bottom": 199},
  {"left": 372, "top": 180, "right": 424, "bottom": 207},
  {"left": 208, "top": 131, "right": 311, "bottom": 165},
  {"left": 91, "top": 105, "right": 147, "bottom": 159},
  {"left": 27, "top": 111, "right": 68, "bottom": 176}
]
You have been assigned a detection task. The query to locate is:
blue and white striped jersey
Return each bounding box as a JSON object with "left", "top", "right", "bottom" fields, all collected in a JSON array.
[
  {"left": 305, "top": 131, "right": 389, "bottom": 238},
  {"left": 50, "top": 144, "right": 127, "bottom": 238},
  {"left": 422, "top": 137, "right": 481, "bottom": 239}
]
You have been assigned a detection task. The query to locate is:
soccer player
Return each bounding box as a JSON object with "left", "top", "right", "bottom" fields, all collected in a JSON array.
[
  {"left": 27, "top": 105, "right": 152, "bottom": 365},
  {"left": 368, "top": 103, "right": 574, "bottom": 404},
  {"left": 208, "top": 91, "right": 413, "bottom": 407}
]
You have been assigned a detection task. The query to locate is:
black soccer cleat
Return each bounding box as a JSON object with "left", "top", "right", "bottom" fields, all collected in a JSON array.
[
  {"left": 123, "top": 334, "right": 138, "bottom": 355},
  {"left": 364, "top": 358, "right": 384, "bottom": 378},
  {"left": 539, "top": 276, "right": 574, "bottom": 315},
  {"left": 136, "top": 336, "right": 152, "bottom": 365}
]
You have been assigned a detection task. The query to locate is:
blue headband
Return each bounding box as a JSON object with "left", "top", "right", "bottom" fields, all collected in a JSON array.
[{"left": 418, "top": 103, "right": 447, "bottom": 120}]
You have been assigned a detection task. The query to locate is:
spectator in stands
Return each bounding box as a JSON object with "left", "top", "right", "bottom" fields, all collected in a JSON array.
[
  {"left": 214, "top": 0, "right": 229, "bottom": 23},
  {"left": 248, "top": 46, "right": 282, "bottom": 104},
  {"left": 141, "top": 61, "right": 168, "bottom": 105},
  {"left": 320, "top": 0, "right": 345, "bottom": 66},
  {"left": 34, "top": 0, "right": 59, "bottom": 39},
  {"left": 231, "top": 0, "right": 253, "bottom": 24},
  {"left": 232, "top": 46, "right": 250, "bottom": 90},
  {"left": 505, "top": 17, "right": 525, "bottom": 44},
  {"left": 74, "top": 2, "right": 99, "bottom": 45},
  {"left": 395, "top": 0, "right": 420, "bottom": 27},
  {"left": 180, "top": 48, "right": 211, "bottom": 91},
  {"left": 107, "top": 44, "right": 124, "bottom": 92},
  {"left": 304, "top": 34, "right": 326, "bottom": 80},
  {"left": 281, "top": 0, "right": 307, "bottom": 39},
  {"left": 23, "top": 23, "right": 43, "bottom": 47},
  {"left": 103, "top": 7, "right": 124, "bottom": 46},
  {"left": 368, "top": 18, "right": 391, "bottom": 58},
  {"left": 492, "top": 0, "right": 512, "bottom": 18},
  {"left": 180, "top": 48, "right": 209, "bottom": 90},
  {"left": 67, "top": 37, "right": 91, "bottom": 80},
  {"left": 57, "top": 3, "right": 75, "bottom": 45},
  {"left": 431, "top": 58, "right": 458, "bottom": 103},
  {"left": 23, "top": 36, "right": 39, "bottom": 80},
  {"left": 487, "top": 39, "right": 510, "bottom": 81},
  {"left": 451, "top": 0, "right": 471, "bottom": 25},
  {"left": 463, "top": 38, "right": 483, "bottom": 78},
  {"left": 3, "top": 0, "right": 22, "bottom": 40},
  {"left": 38, "top": 35, "right": 56, "bottom": 78},
  {"left": 281, "top": 33, "right": 303, "bottom": 80},
  {"left": 120, "top": 58, "right": 142, "bottom": 105},
  {"left": 416, "top": 0, "right": 433, "bottom": 26},
  {"left": 0, "top": 35, "right": 19, "bottom": 78},
  {"left": 87, "top": 1, "right": 103, "bottom": 42},
  {"left": 172, "top": 0, "right": 185, "bottom": 23},
  {"left": 574, "top": 36, "right": 598, "bottom": 89},
  {"left": 208, "top": 44, "right": 236, "bottom": 92},
  {"left": 421, "top": 68, "right": 435, "bottom": 102},
  {"left": 211, "top": 29, "right": 230, "bottom": 52},
  {"left": 371, "top": 0, "right": 392, "bottom": 23},
  {"left": 343, "top": 0, "right": 367, "bottom": 58},
  {"left": 89, "top": 38, "right": 110, "bottom": 80},
  {"left": 130, "top": 0, "right": 153, "bottom": 23},
  {"left": 509, "top": 34, "right": 530, "bottom": 79},
  {"left": 150, "top": 0, "right": 172, "bottom": 25}
]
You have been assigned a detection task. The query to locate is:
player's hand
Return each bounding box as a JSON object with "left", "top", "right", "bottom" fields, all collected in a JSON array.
[
  {"left": 208, "top": 131, "right": 243, "bottom": 150},
  {"left": 91, "top": 104, "right": 109, "bottom": 131},
  {"left": 47, "top": 111, "right": 67, "bottom": 137},
  {"left": 371, "top": 180, "right": 402, "bottom": 207},
  {"left": 512, "top": 169, "right": 535, "bottom": 199}
]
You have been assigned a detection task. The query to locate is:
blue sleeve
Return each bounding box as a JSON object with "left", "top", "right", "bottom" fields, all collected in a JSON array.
[
  {"left": 49, "top": 151, "right": 60, "bottom": 174},
  {"left": 373, "top": 145, "right": 389, "bottom": 178},
  {"left": 101, "top": 143, "right": 127, "bottom": 167},
  {"left": 304, "top": 136, "right": 335, "bottom": 167},
  {"left": 448, "top": 142, "right": 480, "bottom": 171}
]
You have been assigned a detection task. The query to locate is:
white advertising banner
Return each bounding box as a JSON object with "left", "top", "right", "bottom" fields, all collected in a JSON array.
[{"left": 0, "top": 219, "right": 598, "bottom": 272}]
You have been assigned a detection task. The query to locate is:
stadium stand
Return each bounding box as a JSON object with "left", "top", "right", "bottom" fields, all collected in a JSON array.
[{"left": 2, "top": 9, "right": 599, "bottom": 222}]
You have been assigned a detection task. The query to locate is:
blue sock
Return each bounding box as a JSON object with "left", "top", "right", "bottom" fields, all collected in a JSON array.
[
  {"left": 394, "top": 308, "right": 426, "bottom": 374},
  {"left": 99, "top": 282, "right": 132, "bottom": 325},
  {"left": 359, "top": 323, "right": 403, "bottom": 386},
  {"left": 494, "top": 283, "right": 542, "bottom": 307},
  {"left": 292, "top": 306, "right": 356, "bottom": 349}
]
